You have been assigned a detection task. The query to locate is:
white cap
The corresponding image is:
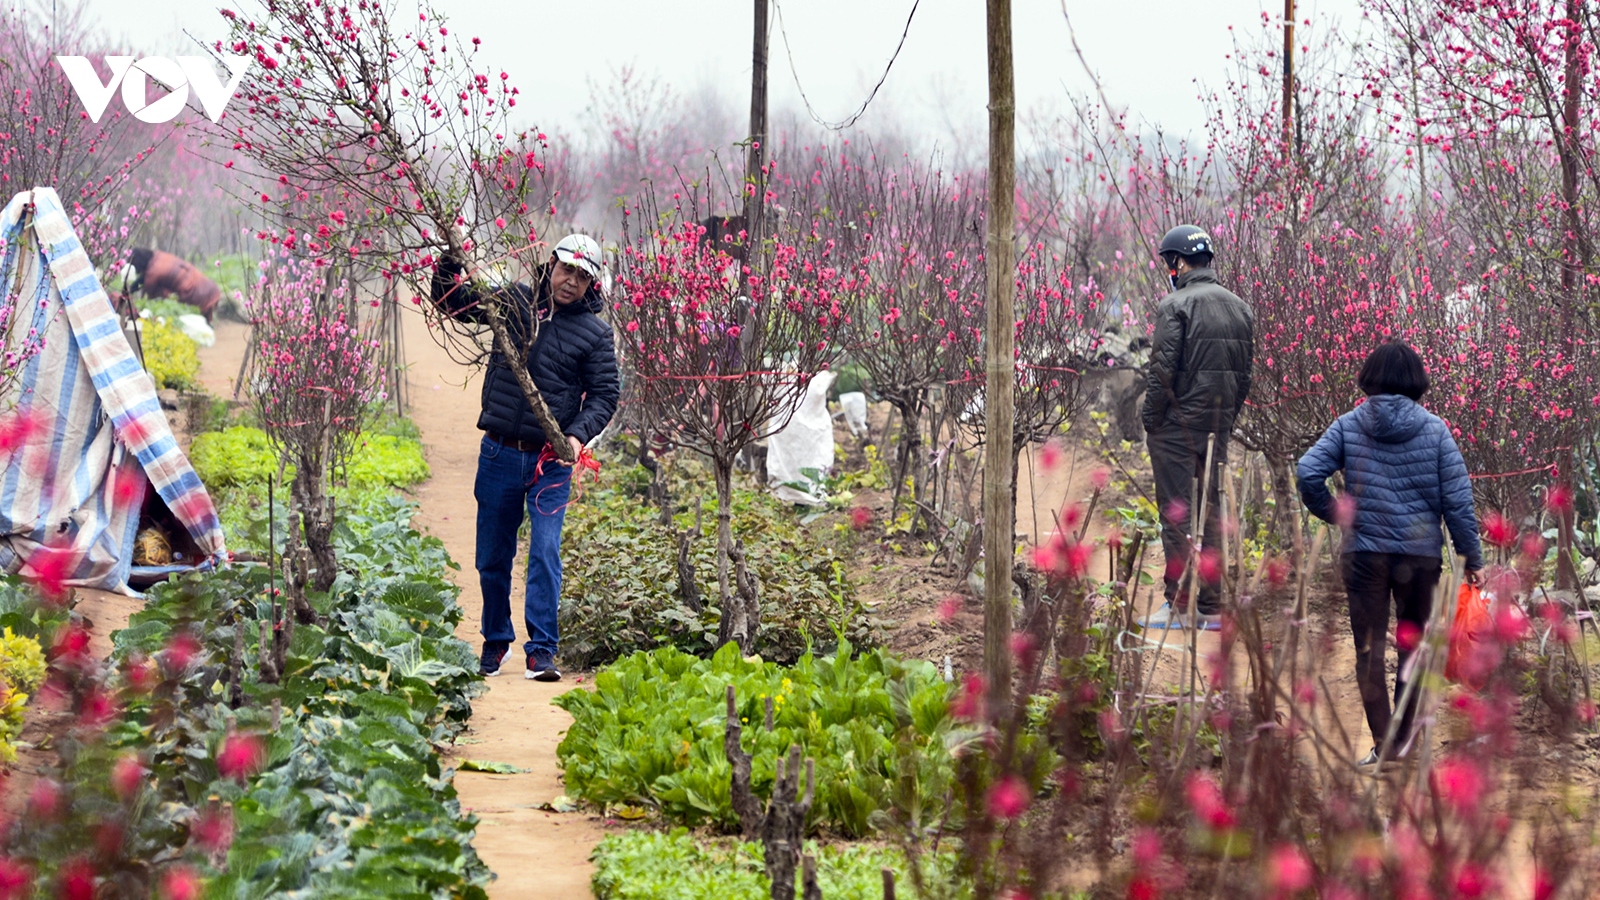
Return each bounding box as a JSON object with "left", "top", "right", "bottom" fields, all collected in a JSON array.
[{"left": 554, "top": 233, "right": 604, "bottom": 280}]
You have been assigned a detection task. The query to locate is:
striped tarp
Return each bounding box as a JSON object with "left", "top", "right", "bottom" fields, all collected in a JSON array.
[{"left": 0, "top": 187, "right": 225, "bottom": 594}]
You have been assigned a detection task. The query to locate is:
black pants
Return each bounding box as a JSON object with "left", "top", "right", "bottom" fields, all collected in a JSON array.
[
  {"left": 1344, "top": 552, "right": 1441, "bottom": 749},
  {"left": 1147, "top": 426, "right": 1226, "bottom": 615}
]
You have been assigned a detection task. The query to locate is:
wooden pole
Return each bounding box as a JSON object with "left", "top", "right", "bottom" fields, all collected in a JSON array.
[
  {"left": 983, "top": 0, "right": 1017, "bottom": 708},
  {"left": 743, "top": 0, "right": 770, "bottom": 254},
  {"left": 1282, "top": 0, "right": 1295, "bottom": 149}
]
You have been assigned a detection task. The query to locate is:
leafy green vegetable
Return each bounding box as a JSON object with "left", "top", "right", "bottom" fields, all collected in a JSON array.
[
  {"left": 458, "top": 759, "right": 530, "bottom": 774},
  {"left": 555, "top": 642, "right": 973, "bottom": 838},
  {"left": 191, "top": 426, "right": 427, "bottom": 492},
  {"left": 338, "top": 433, "right": 430, "bottom": 487},
  {"left": 191, "top": 426, "right": 285, "bottom": 488},
  {"left": 590, "top": 829, "right": 968, "bottom": 900},
  {"left": 80, "top": 493, "right": 490, "bottom": 898}
]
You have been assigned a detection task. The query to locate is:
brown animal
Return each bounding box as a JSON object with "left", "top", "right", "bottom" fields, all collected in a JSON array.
[{"left": 128, "top": 248, "right": 222, "bottom": 321}]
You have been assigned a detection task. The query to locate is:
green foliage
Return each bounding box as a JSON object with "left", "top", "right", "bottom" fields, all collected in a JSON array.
[
  {"left": 0, "top": 627, "right": 45, "bottom": 761},
  {"left": 195, "top": 425, "right": 429, "bottom": 553},
  {"left": 560, "top": 468, "right": 879, "bottom": 669},
  {"left": 135, "top": 297, "right": 201, "bottom": 324},
  {"left": 338, "top": 433, "right": 431, "bottom": 487},
  {"left": 554, "top": 643, "right": 970, "bottom": 838},
  {"left": 206, "top": 252, "right": 256, "bottom": 303},
  {"left": 0, "top": 626, "right": 46, "bottom": 696},
  {"left": 85, "top": 496, "right": 489, "bottom": 898},
  {"left": 830, "top": 443, "right": 891, "bottom": 493},
  {"left": 139, "top": 317, "right": 200, "bottom": 390},
  {"left": 191, "top": 426, "right": 285, "bottom": 488},
  {"left": 591, "top": 829, "right": 968, "bottom": 900},
  {"left": 192, "top": 426, "right": 427, "bottom": 493},
  {"left": 0, "top": 577, "right": 71, "bottom": 642}
]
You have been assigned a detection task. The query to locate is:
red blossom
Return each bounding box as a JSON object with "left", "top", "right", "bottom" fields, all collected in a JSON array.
[
  {"left": 162, "top": 632, "right": 203, "bottom": 672},
  {"left": 848, "top": 506, "right": 873, "bottom": 531},
  {"left": 24, "top": 542, "right": 78, "bottom": 604},
  {"left": 950, "top": 673, "right": 985, "bottom": 723},
  {"left": 110, "top": 755, "right": 145, "bottom": 801},
  {"left": 0, "top": 857, "right": 31, "bottom": 900},
  {"left": 191, "top": 808, "right": 235, "bottom": 854},
  {"left": 1545, "top": 483, "right": 1574, "bottom": 515},
  {"left": 1481, "top": 512, "right": 1517, "bottom": 548},
  {"left": 1039, "top": 440, "right": 1064, "bottom": 472},
  {"left": 985, "top": 774, "right": 1031, "bottom": 820},
  {"left": 1184, "top": 771, "right": 1235, "bottom": 830},
  {"left": 1432, "top": 757, "right": 1486, "bottom": 813},
  {"left": 1395, "top": 620, "right": 1422, "bottom": 653},
  {"left": 28, "top": 779, "right": 61, "bottom": 820},
  {"left": 1265, "top": 843, "right": 1313, "bottom": 894},
  {"left": 55, "top": 858, "right": 95, "bottom": 900},
  {"left": 159, "top": 866, "right": 202, "bottom": 900},
  {"left": 50, "top": 622, "right": 92, "bottom": 669},
  {"left": 217, "top": 733, "right": 267, "bottom": 782}
]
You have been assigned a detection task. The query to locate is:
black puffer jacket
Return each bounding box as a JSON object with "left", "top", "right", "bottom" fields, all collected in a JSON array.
[
  {"left": 1141, "top": 268, "right": 1254, "bottom": 435},
  {"left": 430, "top": 254, "right": 620, "bottom": 446}
]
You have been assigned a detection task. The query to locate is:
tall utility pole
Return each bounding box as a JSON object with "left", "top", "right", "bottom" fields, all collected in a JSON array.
[
  {"left": 983, "top": 0, "right": 1016, "bottom": 708},
  {"left": 743, "top": 0, "right": 770, "bottom": 258}
]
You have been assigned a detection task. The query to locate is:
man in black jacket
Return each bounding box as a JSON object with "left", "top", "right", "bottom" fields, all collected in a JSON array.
[
  {"left": 1138, "top": 225, "right": 1253, "bottom": 630},
  {"left": 431, "top": 233, "right": 620, "bottom": 680}
]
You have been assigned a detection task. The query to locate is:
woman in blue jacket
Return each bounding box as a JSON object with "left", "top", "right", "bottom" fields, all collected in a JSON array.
[{"left": 1297, "top": 342, "right": 1483, "bottom": 765}]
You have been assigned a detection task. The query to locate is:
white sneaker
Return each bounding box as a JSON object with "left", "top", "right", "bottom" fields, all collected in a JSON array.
[{"left": 1137, "top": 603, "right": 1221, "bottom": 631}]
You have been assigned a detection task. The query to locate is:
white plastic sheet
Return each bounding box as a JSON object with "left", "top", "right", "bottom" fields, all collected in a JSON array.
[
  {"left": 767, "top": 370, "right": 837, "bottom": 506},
  {"left": 177, "top": 314, "right": 216, "bottom": 348},
  {"left": 839, "top": 391, "right": 868, "bottom": 438}
]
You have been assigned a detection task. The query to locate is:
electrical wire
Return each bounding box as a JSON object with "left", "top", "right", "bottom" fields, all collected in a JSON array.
[{"left": 771, "top": 0, "right": 920, "bottom": 131}]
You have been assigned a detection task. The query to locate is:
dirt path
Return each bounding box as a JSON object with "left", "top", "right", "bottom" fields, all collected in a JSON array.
[
  {"left": 390, "top": 309, "right": 605, "bottom": 899},
  {"left": 200, "top": 312, "right": 604, "bottom": 899}
]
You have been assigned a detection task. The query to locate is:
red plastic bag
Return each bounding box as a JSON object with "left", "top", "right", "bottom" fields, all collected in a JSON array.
[{"left": 1445, "top": 583, "right": 1492, "bottom": 690}]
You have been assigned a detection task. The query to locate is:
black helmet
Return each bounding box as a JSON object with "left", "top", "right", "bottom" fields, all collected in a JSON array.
[{"left": 1158, "top": 225, "right": 1214, "bottom": 261}]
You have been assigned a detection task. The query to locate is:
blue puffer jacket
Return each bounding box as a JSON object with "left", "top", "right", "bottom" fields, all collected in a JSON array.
[{"left": 1296, "top": 394, "right": 1483, "bottom": 569}]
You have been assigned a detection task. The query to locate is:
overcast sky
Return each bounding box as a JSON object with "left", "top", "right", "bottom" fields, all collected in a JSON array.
[{"left": 72, "top": 0, "right": 1370, "bottom": 146}]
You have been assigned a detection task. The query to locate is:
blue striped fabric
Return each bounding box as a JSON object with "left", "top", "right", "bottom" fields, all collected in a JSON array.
[{"left": 0, "top": 188, "right": 226, "bottom": 594}]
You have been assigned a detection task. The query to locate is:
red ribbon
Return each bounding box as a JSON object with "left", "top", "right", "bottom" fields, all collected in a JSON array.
[{"left": 531, "top": 443, "right": 602, "bottom": 511}]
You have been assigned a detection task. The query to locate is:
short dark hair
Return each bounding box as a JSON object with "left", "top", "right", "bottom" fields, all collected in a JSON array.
[{"left": 1358, "top": 341, "right": 1430, "bottom": 401}]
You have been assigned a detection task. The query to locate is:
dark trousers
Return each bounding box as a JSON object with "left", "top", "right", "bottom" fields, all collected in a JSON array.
[
  {"left": 1344, "top": 552, "right": 1441, "bottom": 749},
  {"left": 474, "top": 436, "right": 573, "bottom": 657},
  {"left": 1147, "top": 426, "right": 1226, "bottom": 615}
]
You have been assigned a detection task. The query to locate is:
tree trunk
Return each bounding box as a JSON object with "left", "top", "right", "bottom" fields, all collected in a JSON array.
[
  {"left": 677, "top": 529, "right": 703, "bottom": 613},
  {"left": 889, "top": 397, "right": 926, "bottom": 533},
  {"left": 982, "top": 0, "right": 1017, "bottom": 712},
  {"left": 1265, "top": 451, "right": 1304, "bottom": 569},
  {"left": 291, "top": 464, "right": 338, "bottom": 593},
  {"left": 714, "top": 456, "right": 749, "bottom": 651}
]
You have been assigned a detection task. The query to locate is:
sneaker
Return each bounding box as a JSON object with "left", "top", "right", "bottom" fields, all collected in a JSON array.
[
  {"left": 1357, "top": 746, "right": 1409, "bottom": 768},
  {"left": 526, "top": 652, "right": 561, "bottom": 682},
  {"left": 1138, "top": 603, "right": 1223, "bottom": 631},
  {"left": 479, "top": 642, "right": 509, "bottom": 677}
]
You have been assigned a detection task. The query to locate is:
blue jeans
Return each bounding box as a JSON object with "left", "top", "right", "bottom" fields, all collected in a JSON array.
[{"left": 474, "top": 436, "right": 573, "bottom": 657}]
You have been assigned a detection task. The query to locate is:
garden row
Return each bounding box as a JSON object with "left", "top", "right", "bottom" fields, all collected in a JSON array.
[{"left": 0, "top": 488, "right": 488, "bottom": 898}]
